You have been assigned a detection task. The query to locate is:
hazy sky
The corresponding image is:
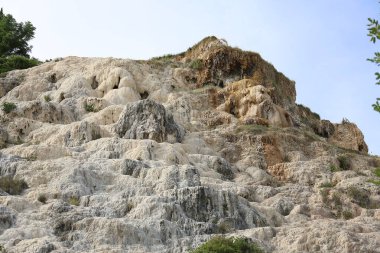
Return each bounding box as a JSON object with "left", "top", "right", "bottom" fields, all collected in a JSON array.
[{"left": 2, "top": 0, "right": 380, "bottom": 154}]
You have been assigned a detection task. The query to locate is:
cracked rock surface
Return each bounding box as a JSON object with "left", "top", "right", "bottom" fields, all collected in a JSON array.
[{"left": 0, "top": 37, "right": 378, "bottom": 253}]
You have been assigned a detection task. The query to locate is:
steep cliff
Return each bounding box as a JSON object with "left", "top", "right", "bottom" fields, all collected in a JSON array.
[{"left": 0, "top": 37, "right": 378, "bottom": 253}]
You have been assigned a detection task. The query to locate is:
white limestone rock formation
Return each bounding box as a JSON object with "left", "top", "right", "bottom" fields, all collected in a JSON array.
[{"left": 0, "top": 37, "right": 378, "bottom": 253}]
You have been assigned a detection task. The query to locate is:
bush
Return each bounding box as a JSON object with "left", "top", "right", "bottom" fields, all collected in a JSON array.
[
  {"left": 68, "top": 196, "right": 80, "bottom": 206},
  {"left": 189, "top": 59, "right": 203, "bottom": 70},
  {"left": 0, "top": 55, "right": 39, "bottom": 74},
  {"left": 337, "top": 155, "right": 351, "bottom": 170},
  {"left": 374, "top": 167, "right": 380, "bottom": 177},
  {"left": 320, "top": 182, "right": 334, "bottom": 188},
  {"left": 38, "top": 194, "right": 47, "bottom": 204},
  {"left": 342, "top": 210, "right": 353, "bottom": 220},
  {"left": 1, "top": 102, "right": 16, "bottom": 113},
  {"left": 84, "top": 103, "right": 96, "bottom": 112},
  {"left": 330, "top": 164, "right": 340, "bottom": 172},
  {"left": 44, "top": 95, "right": 51, "bottom": 102},
  {"left": 0, "top": 176, "right": 28, "bottom": 195},
  {"left": 0, "top": 244, "right": 5, "bottom": 253},
  {"left": 347, "top": 186, "right": 370, "bottom": 208},
  {"left": 191, "top": 236, "right": 263, "bottom": 253},
  {"left": 150, "top": 54, "right": 175, "bottom": 62}
]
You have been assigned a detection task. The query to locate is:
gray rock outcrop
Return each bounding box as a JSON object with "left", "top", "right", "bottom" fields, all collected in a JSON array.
[{"left": 114, "top": 99, "right": 184, "bottom": 143}]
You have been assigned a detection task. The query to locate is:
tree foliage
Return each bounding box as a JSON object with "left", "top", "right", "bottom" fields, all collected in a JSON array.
[
  {"left": 368, "top": 17, "right": 380, "bottom": 112},
  {"left": 0, "top": 55, "right": 40, "bottom": 74},
  {"left": 191, "top": 236, "right": 263, "bottom": 253},
  {"left": 0, "top": 8, "right": 39, "bottom": 74},
  {"left": 0, "top": 8, "right": 35, "bottom": 57}
]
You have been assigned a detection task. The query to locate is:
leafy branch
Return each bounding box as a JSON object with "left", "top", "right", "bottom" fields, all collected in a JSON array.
[{"left": 368, "top": 17, "right": 380, "bottom": 112}]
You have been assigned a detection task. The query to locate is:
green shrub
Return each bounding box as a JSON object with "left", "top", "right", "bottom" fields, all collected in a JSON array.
[
  {"left": 216, "top": 222, "right": 233, "bottom": 234},
  {"left": 368, "top": 179, "right": 380, "bottom": 185},
  {"left": 44, "top": 95, "right": 51, "bottom": 102},
  {"left": 191, "top": 236, "right": 263, "bottom": 253},
  {"left": 189, "top": 59, "right": 203, "bottom": 70},
  {"left": 38, "top": 194, "right": 47, "bottom": 204},
  {"left": 68, "top": 196, "right": 80, "bottom": 206},
  {"left": 342, "top": 210, "right": 353, "bottom": 220},
  {"left": 84, "top": 103, "right": 96, "bottom": 112},
  {"left": 347, "top": 186, "right": 370, "bottom": 208},
  {"left": 150, "top": 54, "right": 175, "bottom": 62},
  {"left": 1, "top": 102, "right": 16, "bottom": 113},
  {"left": 320, "top": 182, "right": 334, "bottom": 188},
  {"left": 0, "top": 176, "right": 28, "bottom": 195},
  {"left": 236, "top": 124, "right": 268, "bottom": 135},
  {"left": 337, "top": 155, "right": 351, "bottom": 170},
  {"left": 330, "top": 164, "right": 340, "bottom": 172},
  {"left": 126, "top": 202, "right": 134, "bottom": 212},
  {"left": 0, "top": 55, "right": 40, "bottom": 74},
  {"left": 374, "top": 168, "right": 380, "bottom": 177},
  {"left": 0, "top": 244, "right": 5, "bottom": 253}
]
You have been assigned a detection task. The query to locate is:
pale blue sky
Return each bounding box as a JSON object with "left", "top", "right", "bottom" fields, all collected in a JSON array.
[{"left": 2, "top": 0, "right": 379, "bottom": 154}]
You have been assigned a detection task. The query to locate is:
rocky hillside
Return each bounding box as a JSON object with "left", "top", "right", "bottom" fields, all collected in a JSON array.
[{"left": 0, "top": 36, "right": 379, "bottom": 253}]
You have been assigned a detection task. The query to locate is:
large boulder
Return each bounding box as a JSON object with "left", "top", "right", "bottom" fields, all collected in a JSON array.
[
  {"left": 329, "top": 121, "right": 368, "bottom": 154},
  {"left": 114, "top": 99, "right": 184, "bottom": 143}
]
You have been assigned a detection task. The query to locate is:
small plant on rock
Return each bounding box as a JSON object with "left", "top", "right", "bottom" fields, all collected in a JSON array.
[
  {"left": 320, "top": 182, "right": 334, "bottom": 188},
  {"left": 38, "top": 194, "right": 47, "bottom": 204},
  {"left": 337, "top": 155, "right": 351, "bottom": 170},
  {"left": 368, "top": 179, "right": 380, "bottom": 185},
  {"left": 191, "top": 236, "right": 263, "bottom": 253},
  {"left": 342, "top": 210, "right": 354, "bottom": 220},
  {"left": 189, "top": 59, "right": 203, "bottom": 70},
  {"left": 330, "top": 164, "right": 340, "bottom": 172},
  {"left": 84, "top": 103, "right": 96, "bottom": 112},
  {"left": 347, "top": 186, "right": 370, "bottom": 208},
  {"left": 1, "top": 102, "right": 16, "bottom": 113},
  {"left": 0, "top": 176, "right": 28, "bottom": 195},
  {"left": 374, "top": 167, "right": 380, "bottom": 177},
  {"left": 68, "top": 196, "right": 80, "bottom": 206},
  {"left": 0, "top": 244, "right": 6, "bottom": 253},
  {"left": 126, "top": 202, "right": 134, "bottom": 212},
  {"left": 44, "top": 95, "right": 51, "bottom": 102}
]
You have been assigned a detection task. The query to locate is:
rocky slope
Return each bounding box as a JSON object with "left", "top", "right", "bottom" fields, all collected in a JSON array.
[{"left": 0, "top": 36, "right": 379, "bottom": 253}]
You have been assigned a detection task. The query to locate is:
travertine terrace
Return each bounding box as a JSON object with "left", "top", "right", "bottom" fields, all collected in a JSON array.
[{"left": 0, "top": 37, "right": 379, "bottom": 253}]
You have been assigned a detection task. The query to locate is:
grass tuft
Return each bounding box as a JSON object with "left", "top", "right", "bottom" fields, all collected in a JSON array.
[
  {"left": 68, "top": 196, "right": 80, "bottom": 206},
  {"left": 0, "top": 176, "right": 28, "bottom": 195}
]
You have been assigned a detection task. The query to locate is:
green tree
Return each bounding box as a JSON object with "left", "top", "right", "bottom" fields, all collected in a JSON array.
[
  {"left": 0, "top": 8, "right": 39, "bottom": 74},
  {"left": 0, "top": 8, "right": 35, "bottom": 57},
  {"left": 368, "top": 17, "right": 380, "bottom": 112}
]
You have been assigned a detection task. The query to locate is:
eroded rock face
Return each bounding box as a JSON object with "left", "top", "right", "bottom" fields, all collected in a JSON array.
[
  {"left": 183, "top": 36, "right": 296, "bottom": 110},
  {"left": 216, "top": 79, "right": 293, "bottom": 127},
  {"left": 329, "top": 122, "right": 368, "bottom": 153},
  {"left": 0, "top": 37, "right": 376, "bottom": 253},
  {"left": 114, "top": 99, "right": 184, "bottom": 143},
  {"left": 0, "top": 74, "right": 24, "bottom": 98}
]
